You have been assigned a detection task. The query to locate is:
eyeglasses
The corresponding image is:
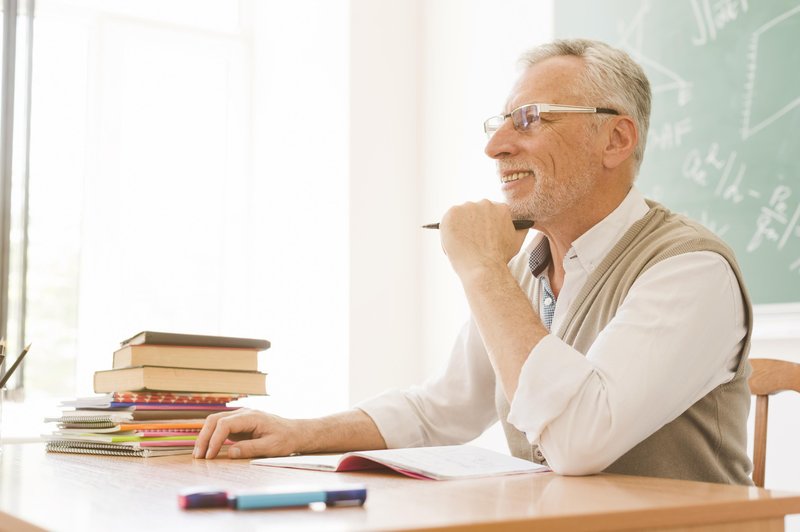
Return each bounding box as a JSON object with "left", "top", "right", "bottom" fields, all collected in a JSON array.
[{"left": 483, "top": 103, "right": 619, "bottom": 138}]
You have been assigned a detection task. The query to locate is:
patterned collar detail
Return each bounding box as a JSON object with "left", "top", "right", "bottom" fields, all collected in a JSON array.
[{"left": 528, "top": 237, "right": 551, "bottom": 278}]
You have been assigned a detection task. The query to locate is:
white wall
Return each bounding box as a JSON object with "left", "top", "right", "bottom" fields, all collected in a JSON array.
[
  {"left": 417, "top": 0, "right": 554, "bottom": 383},
  {"left": 346, "top": 0, "right": 555, "bottom": 405},
  {"left": 348, "top": 0, "right": 424, "bottom": 404},
  {"left": 246, "top": 0, "right": 351, "bottom": 417}
]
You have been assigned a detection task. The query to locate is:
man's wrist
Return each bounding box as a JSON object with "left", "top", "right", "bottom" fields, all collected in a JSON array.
[
  {"left": 457, "top": 260, "right": 511, "bottom": 292},
  {"left": 290, "top": 417, "right": 320, "bottom": 455}
]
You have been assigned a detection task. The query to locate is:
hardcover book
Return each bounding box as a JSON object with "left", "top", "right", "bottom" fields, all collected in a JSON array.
[
  {"left": 113, "top": 344, "right": 259, "bottom": 371},
  {"left": 93, "top": 366, "right": 268, "bottom": 395},
  {"left": 120, "top": 331, "right": 270, "bottom": 351}
]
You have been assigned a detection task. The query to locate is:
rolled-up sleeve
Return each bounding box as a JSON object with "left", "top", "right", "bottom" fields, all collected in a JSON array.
[{"left": 356, "top": 319, "right": 499, "bottom": 449}]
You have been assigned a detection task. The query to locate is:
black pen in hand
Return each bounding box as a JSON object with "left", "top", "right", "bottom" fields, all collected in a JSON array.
[{"left": 422, "top": 219, "right": 535, "bottom": 230}]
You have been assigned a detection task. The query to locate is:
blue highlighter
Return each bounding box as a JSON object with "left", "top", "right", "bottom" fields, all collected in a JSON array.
[{"left": 179, "top": 484, "right": 367, "bottom": 510}]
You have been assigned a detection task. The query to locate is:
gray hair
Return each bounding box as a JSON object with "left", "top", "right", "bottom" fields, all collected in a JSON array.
[{"left": 519, "top": 39, "right": 651, "bottom": 172}]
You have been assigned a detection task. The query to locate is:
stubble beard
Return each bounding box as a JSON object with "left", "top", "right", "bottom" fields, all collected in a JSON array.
[{"left": 504, "top": 161, "right": 596, "bottom": 223}]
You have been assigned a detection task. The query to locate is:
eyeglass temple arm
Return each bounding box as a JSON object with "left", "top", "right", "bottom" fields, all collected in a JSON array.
[{"left": 538, "top": 104, "right": 619, "bottom": 115}]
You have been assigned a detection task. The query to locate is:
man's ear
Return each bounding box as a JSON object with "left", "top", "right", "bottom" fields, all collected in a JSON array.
[{"left": 602, "top": 116, "right": 638, "bottom": 169}]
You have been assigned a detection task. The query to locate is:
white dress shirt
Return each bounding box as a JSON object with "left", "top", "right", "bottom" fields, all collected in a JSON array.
[{"left": 357, "top": 187, "right": 747, "bottom": 475}]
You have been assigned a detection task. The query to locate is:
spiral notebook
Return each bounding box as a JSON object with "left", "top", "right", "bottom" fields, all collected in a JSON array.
[{"left": 46, "top": 440, "right": 195, "bottom": 457}]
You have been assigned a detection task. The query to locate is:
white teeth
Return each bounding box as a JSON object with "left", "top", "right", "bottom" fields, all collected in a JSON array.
[{"left": 501, "top": 171, "right": 532, "bottom": 183}]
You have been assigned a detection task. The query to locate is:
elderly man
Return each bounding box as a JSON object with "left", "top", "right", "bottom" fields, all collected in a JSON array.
[{"left": 193, "top": 39, "right": 753, "bottom": 485}]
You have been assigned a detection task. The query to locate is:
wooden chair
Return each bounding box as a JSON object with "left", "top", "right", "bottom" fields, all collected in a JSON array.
[{"left": 748, "top": 358, "right": 800, "bottom": 487}]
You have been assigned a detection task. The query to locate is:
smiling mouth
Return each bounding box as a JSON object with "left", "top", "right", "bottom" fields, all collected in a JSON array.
[{"left": 500, "top": 171, "right": 533, "bottom": 183}]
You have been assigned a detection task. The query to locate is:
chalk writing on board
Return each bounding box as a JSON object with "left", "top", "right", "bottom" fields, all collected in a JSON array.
[
  {"left": 741, "top": 4, "right": 800, "bottom": 140},
  {"left": 650, "top": 118, "right": 693, "bottom": 151},
  {"left": 690, "top": 0, "right": 749, "bottom": 47},
  {"left": 618, "top": 1, "right": 692, "bottom": 106},
  {"left": 681, "top": 142, "right": 754, "bottom": 206},
  {"left": 556, "top": 0, "right": 800, "bottom": 302},
  {"left": 747, "top": 185, "right": 800, "bottom": 257}
]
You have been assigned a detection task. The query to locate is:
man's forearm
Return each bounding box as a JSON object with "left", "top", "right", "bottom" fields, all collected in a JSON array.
[
  {"left": 296, "top": 408, "right": 388, "bottom": 454},
  {"left": 460, "top": 263, "right": 548, "bottom": 401}
]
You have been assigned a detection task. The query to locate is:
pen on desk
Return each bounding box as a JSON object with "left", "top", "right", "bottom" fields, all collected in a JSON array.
[
  {"left": 422, "top": 219, "right": 535, "bottom": 230},
  {"left": 0, "top": 343, "right": 31, "bottom": 388},
  {"left": 179, "top": 484, "right": 367, "bottom": 511}
]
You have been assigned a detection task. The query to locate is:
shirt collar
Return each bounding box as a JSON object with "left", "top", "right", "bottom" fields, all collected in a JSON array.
[
  {"left": 528, "top": 186, "right": 649, "bottom": 278},
  {"left": 569, "top": 186, "right": 649, "bottom": 274}
]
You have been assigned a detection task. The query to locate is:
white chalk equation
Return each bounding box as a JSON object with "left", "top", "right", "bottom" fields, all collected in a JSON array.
[
  {"left": 741, "top": 3, "right": 800, "bottom": 140},
  {"left": 579, "top": 0, "right": 800, "bottom": 285},
  {"left": 690, "top": 0, "right": 749, "bottom": 46},
  {"left": 746, "top": 183, "right": 800, "bottom": 275},
  {"left": 747, "top": 184, "right": 800, "bottom": 252},
  {"left": 617, "top": 1, "right": 693, "bottom": 106},
  {"left": 682, "top": 142, "right": 754, "bottom": 205},
  {"left": 649, "top": 117, "right": 693, "bottom": 151},
  {"left": 678, "top": 141, "right": 799, "bottom": 275}
]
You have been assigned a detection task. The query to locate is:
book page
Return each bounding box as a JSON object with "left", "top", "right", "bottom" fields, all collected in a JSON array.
[
  {"left": 348, "top": 445, "right": 547, "bottom": 480},
  {"left": 252, "top": 445, "right": 548, "bottom": 480},
  {"left": 251, "top": 453, "right": 346, "bottom": 471}
]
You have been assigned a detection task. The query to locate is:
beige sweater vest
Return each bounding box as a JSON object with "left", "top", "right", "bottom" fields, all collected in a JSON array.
[{"left": 496, "top": 201, "right": 754, "bottom": 485}]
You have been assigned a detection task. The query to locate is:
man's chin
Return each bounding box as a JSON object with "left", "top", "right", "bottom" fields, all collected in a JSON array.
[
  {"left": 508, "top": 203, "right": 537, "bottom": 221},
  {"left": 510, "top": 199, "right": 557, "bottom": 224}
]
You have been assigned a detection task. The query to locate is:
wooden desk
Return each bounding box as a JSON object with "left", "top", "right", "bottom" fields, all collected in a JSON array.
[{"left": 1, "top": 443, "right": 799, "bottom": 532}]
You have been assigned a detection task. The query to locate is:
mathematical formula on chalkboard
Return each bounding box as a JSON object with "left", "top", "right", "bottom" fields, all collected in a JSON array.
[{"left": 556, "top": 0, "right": 800, "bottom": 304}]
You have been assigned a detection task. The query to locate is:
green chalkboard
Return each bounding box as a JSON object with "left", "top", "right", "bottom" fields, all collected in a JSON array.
[{"left": 555, "top": 1, "right": 800, "bottom": 305}]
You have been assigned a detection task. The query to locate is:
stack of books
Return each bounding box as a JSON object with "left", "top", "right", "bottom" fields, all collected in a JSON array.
[{"left": 44, "top": 331, "right": 270, "bottom": 457}]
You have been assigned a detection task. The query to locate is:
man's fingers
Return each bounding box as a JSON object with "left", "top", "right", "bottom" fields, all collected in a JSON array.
[
  {"left": 226, "top": 437, "right": 281, "bottom": 459},
  {"left": 193, "top": 410, "right": 232, "bottom": 458},
  {"left": 194, "top": 409, "right": 301, "bottom": 460},
  {"left": 204, "top": 413, "right": 258, "bottom": 458},
  {"left": 194, "top": 409, "right": 254, "bottom": 459}
]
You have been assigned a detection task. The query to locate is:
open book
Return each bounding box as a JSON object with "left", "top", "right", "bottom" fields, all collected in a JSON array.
[{"left": 251, "top": 445, "right": 548, "bottom": 480}]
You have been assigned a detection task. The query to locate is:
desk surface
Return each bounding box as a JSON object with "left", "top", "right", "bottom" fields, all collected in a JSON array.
[{"left": 1, "top": 443, "right": 799, "bottom": 532}]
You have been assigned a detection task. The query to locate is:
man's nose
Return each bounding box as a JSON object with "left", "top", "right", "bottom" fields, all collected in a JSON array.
[{"left": 484, "top": 121, "right": 519, "bottom": 160}]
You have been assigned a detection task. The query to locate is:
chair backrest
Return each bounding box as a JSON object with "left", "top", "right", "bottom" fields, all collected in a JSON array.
[{"left": 748, "top": 358, "right": 800, "bottom": 487}]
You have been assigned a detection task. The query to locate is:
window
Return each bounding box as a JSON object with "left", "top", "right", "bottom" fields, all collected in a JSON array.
[{"left": 2, "top": 0, "right": 351, "bottom": 439}]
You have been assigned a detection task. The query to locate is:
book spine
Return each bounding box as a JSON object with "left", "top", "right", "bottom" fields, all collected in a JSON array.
[
  {"left": 108, "top": 403, "right": 238, "bottom": 410},
  {"left": 112, "top": 392, "right": 242, "bottom": 404}
]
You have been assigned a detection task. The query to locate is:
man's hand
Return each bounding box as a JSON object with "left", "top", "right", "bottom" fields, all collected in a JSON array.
[
  {"left": 193, "top": 408, "right": 387, "bottom": 460},
  {"left": 439, "top": 200, "right": 529, "bottom": 282},
  {"left": 193, "top": 408, "right": 308, "bottom": 459}
]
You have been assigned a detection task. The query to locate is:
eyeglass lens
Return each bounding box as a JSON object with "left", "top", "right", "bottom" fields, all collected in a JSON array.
[
  {"left": 512, "top": 104, "right": 539, "bottom": 131},
  {"left": 485, "top": 104, "right": 540, "bottom": 137}
]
